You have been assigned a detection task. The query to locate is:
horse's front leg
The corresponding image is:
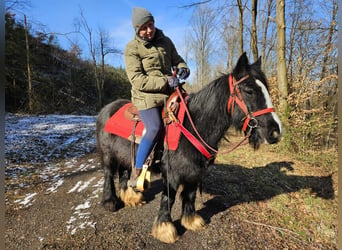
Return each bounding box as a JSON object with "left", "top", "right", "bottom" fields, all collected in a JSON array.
[
  {"left": 180, "top": 183, "right": 205, "bottom": 231},
  {"left": 119, "top": 167, "right": 144, "bottom": 207},
  {"left": 151, "top": 182, "right": 178, "bottom": 243}
]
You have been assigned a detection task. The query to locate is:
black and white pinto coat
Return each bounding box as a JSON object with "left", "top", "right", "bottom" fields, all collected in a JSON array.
[{"left": 96, "top": 53, "right": 283, "bottom": 243}]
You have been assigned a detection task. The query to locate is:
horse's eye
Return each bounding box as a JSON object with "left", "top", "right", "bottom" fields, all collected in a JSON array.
[{"left": 243, "top": 87, "right": 254, "bottom": 95}]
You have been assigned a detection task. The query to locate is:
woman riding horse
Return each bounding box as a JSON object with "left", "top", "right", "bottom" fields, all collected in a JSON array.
[{"left": 124, "top": 7, "right": 190, "bottom": 187}]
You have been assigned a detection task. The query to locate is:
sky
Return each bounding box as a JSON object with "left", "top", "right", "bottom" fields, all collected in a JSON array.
[{"left": 21, "top": 0, "right": 196, "bottom": 67}]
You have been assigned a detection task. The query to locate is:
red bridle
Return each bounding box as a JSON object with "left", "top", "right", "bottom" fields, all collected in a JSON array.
[{"left": 227, "top": 74, "right": 275, "bottom": 132}]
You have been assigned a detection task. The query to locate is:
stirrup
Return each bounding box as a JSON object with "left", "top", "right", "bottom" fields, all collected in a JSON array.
[{"left": 136, "top": 164, "right": 151, "bottom": 192}]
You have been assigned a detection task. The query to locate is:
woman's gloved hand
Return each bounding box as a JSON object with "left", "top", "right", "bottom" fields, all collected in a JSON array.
[
  {"left": 177, "top": 67, "right": 190, "bottom": 80},
  {"left": 167, "top": 77, "right": 180, "bottom": 88}
]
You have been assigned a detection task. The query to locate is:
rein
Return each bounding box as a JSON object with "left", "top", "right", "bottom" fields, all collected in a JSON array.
[
  {"left": 177, "top": 87, "right": 218, "bottom": 152},
  {"left": 172, "top": 87, "right": 216, "bottom": 160},
  {"left": 171, "top": 73, "right": 275, "bottom": 160}
]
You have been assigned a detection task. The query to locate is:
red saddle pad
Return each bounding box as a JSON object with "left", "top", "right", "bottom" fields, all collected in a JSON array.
[{"left": 104, "top": 102, "right": 186, "bottom": 150}]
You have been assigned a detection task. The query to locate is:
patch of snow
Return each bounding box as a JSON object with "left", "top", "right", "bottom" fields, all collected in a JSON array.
[
  {"left": 92, "top": 178, "right": 104, "bottom": 188},
  {"left": 45, "top": 178, "right": 64, "bottom": 194},
  {"left": 5, "top": 113, "right": 96, "bottom": 166},
  {"left": 67, "top": 199, "right": 94, "bottom": 235},
  {"left": 14, "top": 193, "right": 37, "bottom": 208},
  {"left": 77, "top": 177, "right": 96, "bottom": 193},
  {"left": 67, "top": 181, "right": 83, "bottom": 193},
  {"left": 66, "top": 177, "right": 103, "bottom": 235},
  {"left": 75, "top": 200, "right": 91, "bottom": 210},
  {"left": 67, "top": 216, "right": 77, "bottom": 225}
]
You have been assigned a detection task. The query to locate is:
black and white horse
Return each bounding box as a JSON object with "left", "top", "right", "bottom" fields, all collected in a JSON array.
[{"left": 96, "top": 53, "right": 283, "bottom": 243}]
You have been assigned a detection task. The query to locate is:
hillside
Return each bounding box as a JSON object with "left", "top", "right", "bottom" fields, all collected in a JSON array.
[{"left": 5, "top": 12, "right": 130, "bottom": 114}]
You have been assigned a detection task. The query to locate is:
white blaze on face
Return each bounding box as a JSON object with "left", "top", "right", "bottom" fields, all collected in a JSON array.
[{"left": 255, "top": 79, "right": 283, "bottom": 136}]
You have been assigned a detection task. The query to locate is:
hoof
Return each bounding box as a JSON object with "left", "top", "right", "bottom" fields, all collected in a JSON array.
[
  {"left": 119, "top": 187, "right": 145, "bottom": 207},
  {"left": 152, "top": 221, "right": 179, "bottom": 244},
  {"left": 102, "top": 198, "right": 117, "bottom": 212},
  {"left": 181, "top": 214, "right": 205, "bottom": 231}
]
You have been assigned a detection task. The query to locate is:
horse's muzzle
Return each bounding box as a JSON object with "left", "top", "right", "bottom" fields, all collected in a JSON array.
[{"left": 267, "top": 127, "right": 282, "bottom": 144}]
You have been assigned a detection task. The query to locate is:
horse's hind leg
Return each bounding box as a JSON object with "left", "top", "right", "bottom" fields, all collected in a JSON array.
[
  {"left": 180, "top": 183, "right": 205, "bottom": 231},
  {"left": 118, "top": 168, "right": 144, "bottom": 207},
  {"left": 101, "top": 154, "right": 119, "bottom": 211},
  {"left": 151, "top": 183, "right": 178, "bottom": 243}
]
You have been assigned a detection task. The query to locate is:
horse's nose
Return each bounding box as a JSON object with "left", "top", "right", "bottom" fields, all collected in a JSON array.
[{"left": 267, "top": 127, "right": 282, "bottom": 144}]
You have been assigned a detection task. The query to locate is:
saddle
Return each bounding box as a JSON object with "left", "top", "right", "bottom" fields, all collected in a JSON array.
[{"left": 123, "top": 91, "right": 185, "bottom": 124}]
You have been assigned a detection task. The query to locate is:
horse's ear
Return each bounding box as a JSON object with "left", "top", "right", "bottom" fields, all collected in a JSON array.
[
  {"left": 253, "top": 56, "right": 262, "bottom": 69},
  {"left": 233, "top": 52, "right": 249, "bottom": 76}
]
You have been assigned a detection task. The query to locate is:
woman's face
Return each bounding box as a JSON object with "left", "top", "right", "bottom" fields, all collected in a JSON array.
[{"left": 138, "top": 20, "right": 156, "bottom": 41}]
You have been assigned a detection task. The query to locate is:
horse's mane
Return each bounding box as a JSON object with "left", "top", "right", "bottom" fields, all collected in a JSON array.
[{"left": 183, "top": 74, "right": 232, "bottom": 149}]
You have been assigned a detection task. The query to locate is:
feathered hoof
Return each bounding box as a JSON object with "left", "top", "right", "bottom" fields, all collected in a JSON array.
[
  {"left": 119, "top": 187, "right": 145, "bottom": 207},
  {"left": 151, "top": 221, "right": 179, "bottom": 244},
  {"left": 181, "top": 214, "right": 206, "bottom": 231}
]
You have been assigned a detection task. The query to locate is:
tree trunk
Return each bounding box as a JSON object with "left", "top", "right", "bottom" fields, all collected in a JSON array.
[
  {"left": 79, "top": 9, "right": 101, "bottom": 110},
  {"left": 320, "top": 0, "right": 337, "bottom": 80},
  {"left": 237, "top": 0, "right": 244, "bottom": 55},
  {"left": 261, "top": 0, "right": 273, "bottom": 71},
  {"left": 251, "top": 0, "right": 258, "bottom": 61},
  {"left": 24, "top": 15, "right": 32, "bottom": 113},
  {"left": 276, "top": 0, "right": 289, "bottom": 120},
  {"left": 190, "top": 5, "right": 215, "bottom": 87},
  {"left": 100, "top": 34, "right": 105, "bottom": 108}
]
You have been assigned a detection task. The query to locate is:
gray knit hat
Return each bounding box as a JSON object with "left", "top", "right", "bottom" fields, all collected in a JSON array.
[{"left": 132, "top": 7, "right": 154, "bottom": 34}]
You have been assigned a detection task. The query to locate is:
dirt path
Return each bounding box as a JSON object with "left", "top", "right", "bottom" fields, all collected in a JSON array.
[{"left": 5, "top": 145, "right": 337, "bottom": 249}]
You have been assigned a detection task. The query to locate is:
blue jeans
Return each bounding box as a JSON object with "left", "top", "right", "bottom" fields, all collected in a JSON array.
[{"left": 135, "top": 107, "right": 163, "bottom": 168}]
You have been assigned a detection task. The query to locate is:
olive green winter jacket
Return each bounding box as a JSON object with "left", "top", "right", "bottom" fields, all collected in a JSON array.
[{"left": 124, "top": 28, "right": 189, "bottom": 110}]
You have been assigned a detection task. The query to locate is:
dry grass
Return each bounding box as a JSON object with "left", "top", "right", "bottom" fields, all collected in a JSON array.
[{"left": 211, "top": 131, "right": 337, "bottom": 248}]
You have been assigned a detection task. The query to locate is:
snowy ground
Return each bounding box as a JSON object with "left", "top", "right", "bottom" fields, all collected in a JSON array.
[
  {"left": 5, "top": 113, "right": 102, "bottom": 235},
  {"left": 5, "top": 113, "right": 96, "bottom": 165}
]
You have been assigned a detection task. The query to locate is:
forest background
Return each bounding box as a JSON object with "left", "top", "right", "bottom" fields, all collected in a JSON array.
[{"left": 5, "top": 0, "right": 338, "bottom": 155}]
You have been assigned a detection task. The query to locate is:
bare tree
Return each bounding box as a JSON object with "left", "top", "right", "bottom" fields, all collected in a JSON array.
[
  {"left": 250, "top": 0, "right": 259, "bottom": 61},
  {"left": 221, "top": 15, "right": 239, "bottom": 72},
  {"left": 286, "top": 0, "right": 303, "bottom": 85},
  {"left": 99, "top": 30, "right": 107, "bottom": 108},
  {"left": 260, "top": 0, "right": 276, "bottom": 72},
  {"left": 24, "top": 15, "right": 32, "bottom": 113},
  {"left": 76, "top": 9, "right": 101, "bottom": 109},
  {"left": 320, "top": 0, "right": 337, "bottom": 80},
  {"left": 5, "top": 0, "right": 31, "bottom": 14},
  {"left": 98, "top": 28, "right": 121, "bottom": 107},
  {"left": 237, "top": 0, "right": 245, "bottom": 55},
  {"left": 69, "top": 43, "right": 82, "bottom": 58},
  {"left": 276, "top": 0, "right": 288, "bottom": 119},
  {"left": 75, "top": 9, "right": 121, "bottom": 109},
  {"left": 190, "top": 4, "right": 216, "bottom": 87}
]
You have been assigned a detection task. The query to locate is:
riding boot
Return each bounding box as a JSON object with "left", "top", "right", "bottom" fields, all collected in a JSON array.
[
  {"left": 129, "top": 165, "right": 151, "bottom": 192},
  {"left": 129, "top": 168, "right": 142, "bottom": 188}
]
